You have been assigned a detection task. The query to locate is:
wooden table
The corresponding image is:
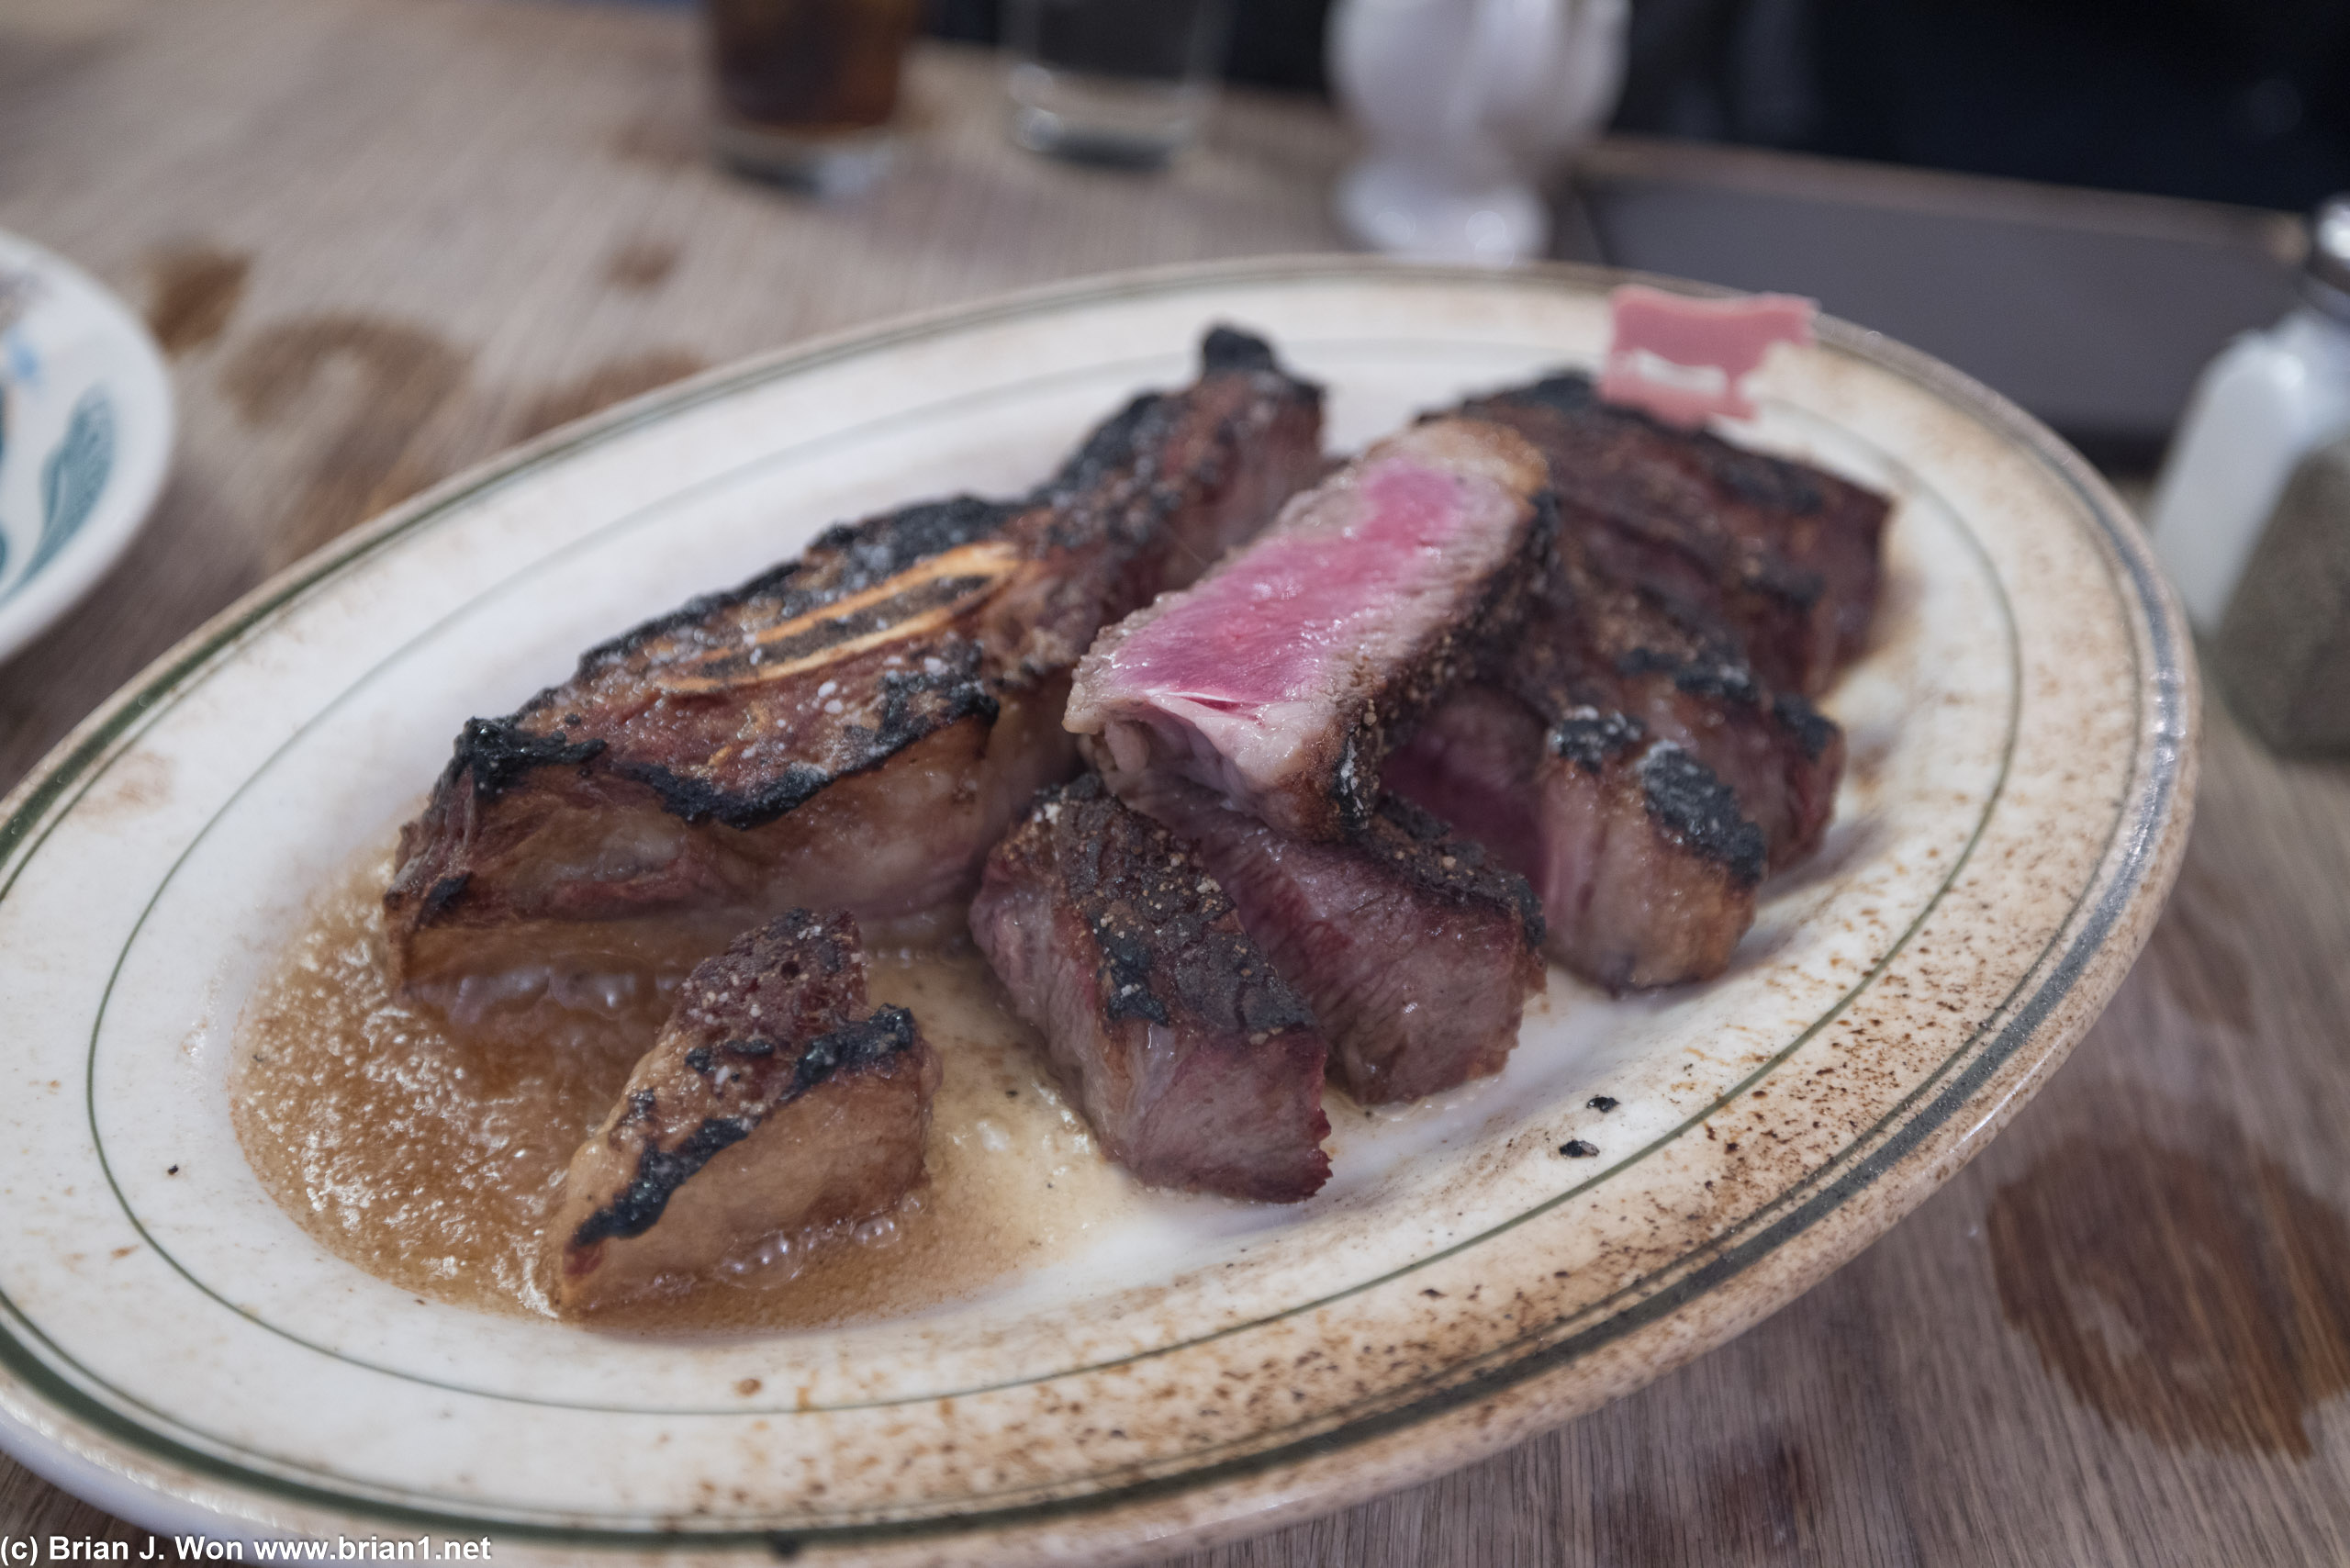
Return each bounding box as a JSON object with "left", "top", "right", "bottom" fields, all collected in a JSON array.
[{"left": 4, "top": 1, "right": 2346, "bottom": 1562}]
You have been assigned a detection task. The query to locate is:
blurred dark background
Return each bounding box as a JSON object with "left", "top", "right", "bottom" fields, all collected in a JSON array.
[{"left": 934, "top": 0, "right": 2350, "bottom": 214}]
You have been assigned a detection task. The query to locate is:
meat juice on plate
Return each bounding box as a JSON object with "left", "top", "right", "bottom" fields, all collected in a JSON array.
[
  {"left": 231, "top": 855, "right": 1141, "bottom": 1333},
  {"left": 229, "top": 860, "right": 1628, "bottom": 1333}
]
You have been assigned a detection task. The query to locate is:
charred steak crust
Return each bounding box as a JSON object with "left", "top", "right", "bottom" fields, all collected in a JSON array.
[
  {"left": 1548, "top": 708, "right": 1646, "bottom": 772},
  {"left": 1635, "top": 744, "right": 1767, "bottom": 885},
  {"left": 1199, "top": 324, "right": 1281, "bottom": 375},
  {"left": 1537, "top": 709, "right": 1762, "bottom": 882},
  {"left": 1503, "top": 371, "right": 1830, "bottom": 513},
  {"left": 578, "top": 494, "right": 1024, "bottom": 674},
  {"left": 1002, "top": 345, "right": 1328, "bottom": 681},
  {"left": 450, "top": 717, "right": 608, "bottom": 801},
  {"left": 1772, "top": 690, "right": 1839, "bottom": 761},
  {"left": 569, "top": 1004, "right": 919, "bottom": 1249},
  {"left": 545, "top": 908, "right": 942, "bottom": 1310},
  {"left": 387, "top": 328, "right": 1325, "bottom": 969},
  {"left": 1501, "top": 498, "right": 1847, "bottom": 870},
  {"left": 1046, "top": 775, "right": 1317, "bottom": 1039},
  {"left": 497, "top": 331, "right": 1308, "bottom": 813},
  {"left": 1457, "top": 371, "right": 1890, "bottom": 694},
  {"left": 1131, "top": 777, "right": 1546, "bottom": 1104},
  {"left": 970, "top": 773, "right": 1332, "bottom": 1202},
  {"left": 605, "top": 645, "right": 1000, "bottom": 831},
  {"left": 435, "top": 530, "right": 1019, "bottom": 838},
  {"left": 1362, "top": 793, "right": 1546, "bottom": 944},
  {"left": 1384, "top": 687, "right": 1762, "bottom": 991}
]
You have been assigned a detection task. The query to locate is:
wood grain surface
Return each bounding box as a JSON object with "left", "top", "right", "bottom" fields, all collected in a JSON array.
[{"left": 3, "top": 1, "right": 2346, "bottom": 1562}]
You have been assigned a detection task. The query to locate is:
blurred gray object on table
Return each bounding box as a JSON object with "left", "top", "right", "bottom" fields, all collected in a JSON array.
[
  {"left": 1003, "top": 0, "right": 1232, "bottom": 166},
  {"left": 2145, "top": 196, "right": 2350, "bottom": 631},
  {"left": 1565, "top": 137, "right": 2305, "bottom": 460},
  {"left": 2213, "top": 435, "right": 2350, "bottom": 756}
]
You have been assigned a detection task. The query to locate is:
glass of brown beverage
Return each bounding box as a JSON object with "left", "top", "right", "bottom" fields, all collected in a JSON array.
[{"left": 704, "top": 0, "right": 924, "bottom": 195}]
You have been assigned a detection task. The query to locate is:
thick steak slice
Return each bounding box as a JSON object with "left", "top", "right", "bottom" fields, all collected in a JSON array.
[
  {"left": 1137, "top": 779, "right": 1544, "bottom": 1104},
  {"left": 1385, "top": 688, "right": 1763, "bottom": 991},
  {"left": 1458, "top": 372, "right": 1890, "bottom": 694},
  {"left": 969, "top": 775, "right": 1331, "bottom": 1202},
  {"left": 544, "top": 910, "right": 939, "bottom": 1314},
  {"left": 386, "top": 329, "right": 1324, "bottom": 981},
  {"left": 1067, "top": 418, "right": 1555, "bottom": 843},
  {"left": 1511, "top": 511, "right": 1844, "bottom": 869}
]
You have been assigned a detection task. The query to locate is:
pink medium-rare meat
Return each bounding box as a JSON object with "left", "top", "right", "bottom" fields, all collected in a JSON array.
[
  {"left": 968, "top": 774, "right": 1331, "bottom": 1202},
  {"left": 1456, "top": 372, "right": 1889, "bottom": 691},
  {"left": 1510, "top": 511, "right": 1843, "bottom": 869},
  {"left": 1136, "top": 778, "right": 1543, "bottom": 1104},
  {"left": 1066, "top": 418, "right": 1555, "bottom": 843},
  {"left": 1385, "top": 687, "right": 1762, "bottom": 991},
  {"left": 385, "top": 329, "right": 1325, "bottom": 982},
  {"left": 543, "top": 910, "right": 939, "bottom": 1313}
]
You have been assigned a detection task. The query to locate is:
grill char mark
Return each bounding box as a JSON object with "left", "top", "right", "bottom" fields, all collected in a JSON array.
[
  {"left": 1456, "top": 370, "right": 1890, "bottom": 695},
  {"left": 1385, "top": 687, "right": 1761, "bottom": 991},
  {"left": 451, "top": 717, "right": 607, "bottom": 801},
  {"left": 1633, "top": 743, "right": 1767, "bottom": 886},
  {"left": 1503, "top": 501, "right": 1847, "bottom": 869},
  {"left": 968, "top": 774, "right": 1331, "bottom": 1203},
  {"left": 544, "top": 910, "right": 940, "bottom": 1313},
  {"left": 569, "top": 1006, "right": 919, "bottom": 1249},
  {"left": 580, "top": 495, "right": 1024, "bottom": 674},
  {"left": 1131, "top": 778, "right": 1545, "bottom": 1104}
]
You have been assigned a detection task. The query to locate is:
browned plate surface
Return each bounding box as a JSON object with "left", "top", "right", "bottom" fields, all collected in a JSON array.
[{"left": 0, "top": 0, "right": 2342, "bottom": 1561}]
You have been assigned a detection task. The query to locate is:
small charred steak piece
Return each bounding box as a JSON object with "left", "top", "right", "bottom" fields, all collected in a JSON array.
[
  {"left": 1067, "top": 418, "right": 1556, "bottom": 843},
  {"left": 386, "top": 329, "right": 1324, "bottom": 981},
  {"left": 1458, "top": 371, "right": 1890, "bottom": 695},
  {"left": 1385, "top": 688, "right": 1762, "bottom": 991},
  {"left": 1509, "top": 514, "right": 1843, "bottom": 869},
  {"left": 1138, "top": 779, "right": 1544, "bottom": 1104},
  {"left": 544, "top": 910, "right": 939, "bottom": 1314},
  {"left": 969, "top": 775, "right": 1331, "bottom": 1202}
]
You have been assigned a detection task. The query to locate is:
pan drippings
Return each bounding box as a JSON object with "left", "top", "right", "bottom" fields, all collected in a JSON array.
[{"left": 231, "top": 857, "right": 1139, "bottom": 1333}]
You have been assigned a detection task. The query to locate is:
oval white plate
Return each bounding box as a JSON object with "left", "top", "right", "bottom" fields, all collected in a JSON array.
[
  {"left": 0, "top": 260, "right": 2192, "bottom": 1563},
  {"left": 0, "top": 229, "right": 174, "bottom": 666}
]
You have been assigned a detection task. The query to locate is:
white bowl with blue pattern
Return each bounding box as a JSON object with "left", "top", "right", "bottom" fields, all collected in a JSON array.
[{"left": 0, "top": 229, "right": 174, "bottom": 666}]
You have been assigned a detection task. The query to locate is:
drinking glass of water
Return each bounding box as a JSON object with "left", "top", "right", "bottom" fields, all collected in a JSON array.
[{"left": 1003, "top": 0, "right": 1233, "bottom": 167}]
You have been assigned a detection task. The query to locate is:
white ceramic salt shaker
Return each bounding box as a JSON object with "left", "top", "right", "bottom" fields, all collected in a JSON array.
[
  {"left": 1327, "top": 0, "right": 1628, "bottom": 265},
  {"left": 2148, "top": 196, "right": 2350, "bottom": 632}
]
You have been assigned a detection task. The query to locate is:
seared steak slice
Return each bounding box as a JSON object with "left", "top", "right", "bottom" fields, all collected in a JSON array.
[
  {"left": 968, "top": 774, "right": 1331, "bottom": 1202},
  {"left": 387, "top": 329, "right": 1324, "bottom": 981},
  {"left": 1458, "top": 371, "right": 1890, "bottom": 694},
  {"left": 1511, "top": 512, "right": 1843, "bottom": 869},
  {"left": 981, "top": 326, "right": 1329, "bottom": 678},
  {"left": 1068, "top": 418, "right": 1555, "bottom": 842},
  {"left": 1137, "top": 779, "right": 1544, "bottom": 1104},
  {"left": 544, "top": 910, "right": 939, "bottom": 1313},
  {"left": 1385, "top": 688, "right": 1762, "bottom": 991}
]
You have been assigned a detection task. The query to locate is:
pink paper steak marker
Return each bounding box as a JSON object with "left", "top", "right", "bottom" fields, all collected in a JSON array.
[{"left": 1598, "top": 285, "right": 1817, "bottom": 427}]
